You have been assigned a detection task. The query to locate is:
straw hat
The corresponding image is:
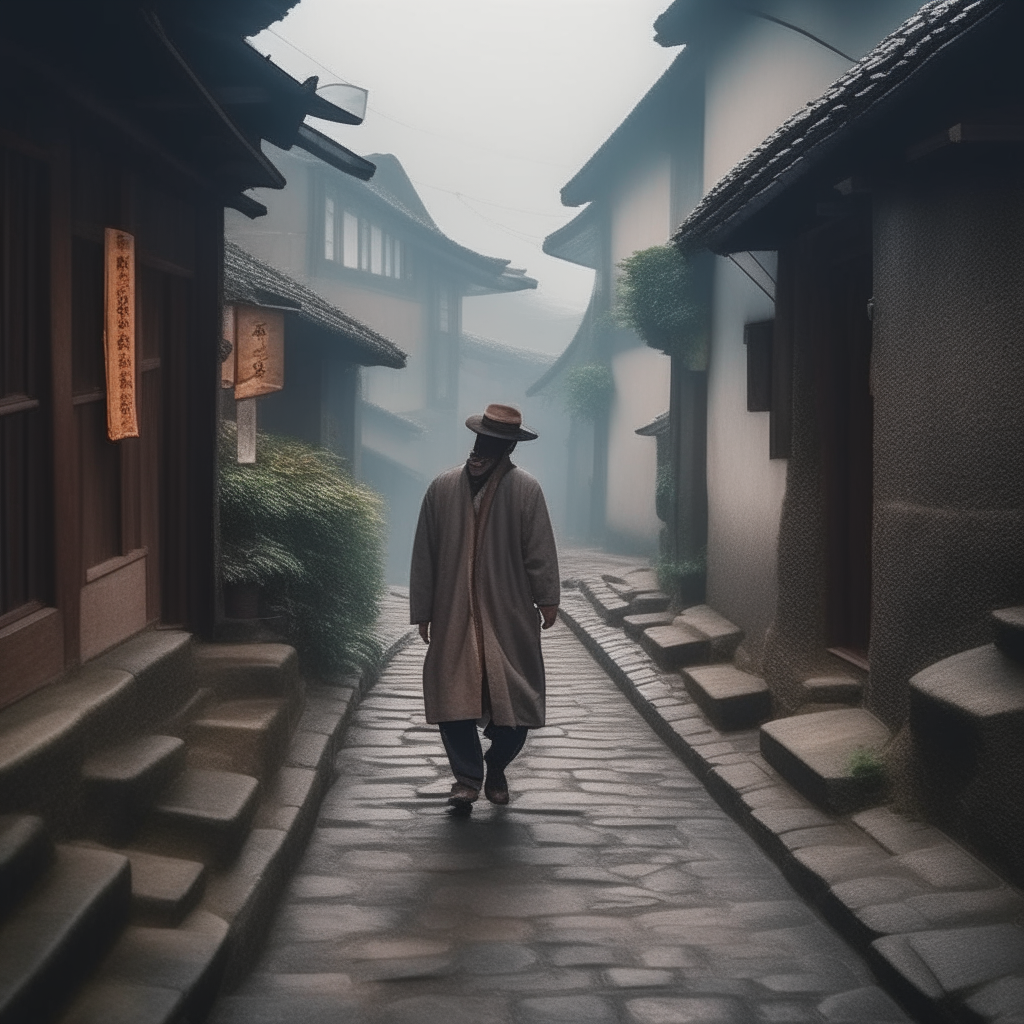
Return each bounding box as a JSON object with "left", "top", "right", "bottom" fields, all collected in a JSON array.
[{"left": 465, "top": 403, "right": 538, "bottom": 441}]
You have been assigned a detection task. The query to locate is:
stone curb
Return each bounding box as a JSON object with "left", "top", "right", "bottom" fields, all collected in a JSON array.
[
  {"left": 559, "top": 590, "right": 1024, "bottom": 1024},
  {"left": 208, "top": 616, "right": 418, "bottom": 991}
]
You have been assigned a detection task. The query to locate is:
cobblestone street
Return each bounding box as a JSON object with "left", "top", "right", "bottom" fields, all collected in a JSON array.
[{"left": 210, "top": 622, "right": 910, "bottom": 1024}]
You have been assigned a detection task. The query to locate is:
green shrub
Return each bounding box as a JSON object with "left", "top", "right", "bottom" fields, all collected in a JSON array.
[
  {"left": 562, "top": 363, "right": 614, "bottom": 420},
  {"left": 656, "top": 552, "right": 706, "bottom": 604},
  {"left": 849, "top": 747, "right": 887, "bottom": 790},
  {"left": 615, "top": 244, "right": 708, "bottom": 369},
  {"left": 219, "top": 422, "right": 386, "bottom": 676}
]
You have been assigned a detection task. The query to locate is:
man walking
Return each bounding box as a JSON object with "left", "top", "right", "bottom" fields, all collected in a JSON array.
[{"left": 410, "top": 403, "right": 560, "bottom": 810}]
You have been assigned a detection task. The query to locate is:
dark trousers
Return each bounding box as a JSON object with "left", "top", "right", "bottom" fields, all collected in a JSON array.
[{"left": 438, "top": 720, "right": 529, "bottom": 789}]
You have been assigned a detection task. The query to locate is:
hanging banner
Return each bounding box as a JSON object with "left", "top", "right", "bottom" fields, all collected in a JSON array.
[
  {"left": 103, "top": 227, "right": 139, "bottom": 440},
  {"left": 233, "top": 304, "right": 284, "bottom": 401}
]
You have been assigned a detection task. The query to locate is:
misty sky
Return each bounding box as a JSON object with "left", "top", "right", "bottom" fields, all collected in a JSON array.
[{"left": 251, "top": 0, "right": 679, "bottom": 339}]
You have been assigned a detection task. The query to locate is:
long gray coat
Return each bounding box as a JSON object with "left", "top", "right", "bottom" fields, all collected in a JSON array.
[{"left": 409, "top": 458, "right": 560, "bottom": 728}]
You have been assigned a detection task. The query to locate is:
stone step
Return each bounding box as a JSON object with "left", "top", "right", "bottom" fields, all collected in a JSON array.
[
  {"left": 142, "top": 769, "right": 260, "bottom": 866},
  {"left": 81, "top": 736, "right": 186, "bottom": 844},
  {"left": 578, "top": 580, "right": 630, "bottom": 625},
  {"left": 760, "top": 708, "right": 892, "bottom": 814},
  {"left": 622, "top": 611, "right": 676, "bottom": 641},
  {"left": 682, "top": 665, "right": 771, "bottom": 731},
  {"left": 909, "top": 643, "right": 1024, "bottom": 885},
  {"left": 800, "top": 676, "right": 863, "bottom": 706},
  {"left": 0, "top": 816, "right": 51, "bottom": 919},
  {"left": 124, "top": 850, "right": 206, "bottom": 927},
  {"left": 186, "top": 699, "right": 290, "bottom": 779},
  {"left": 629, "top": 591, "right": 671, "bottom": 614},
  {"left": 0, "top": 844, "right": 130, "bottom": 1024},
  {"left": 159, "top": 688, "right": 215, "bottom": 741},
  {"left": 55, "top": 909, "right": 229, "bottom": 1024},
  {"left": 0, "top": 631, "right": 194, "bottom": 823},
  {"left": 638, "top": 623, "right": 709, "bottom": 670},
  {"left": 673, "top": 605, "right": 743, "bottom": 660},
  {"left": 992, "top": 605, "right": 1024, "bottom": 663},
  {"left": 193, "top": 643, "right": 301, "bottom": 704}
]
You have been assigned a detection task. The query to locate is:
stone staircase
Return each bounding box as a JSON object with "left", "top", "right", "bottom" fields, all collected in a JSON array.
[{"left": 0, "top": 631, "right": 362, "bottom": 1024}]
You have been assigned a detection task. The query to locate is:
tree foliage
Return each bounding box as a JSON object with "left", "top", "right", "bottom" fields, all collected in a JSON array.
[
  {"left": 562, "top": 363, "right": 615, "bottom": 421},
  {"left": 615, "top": 244, "right": 708, "bottom": 369},
  {"left": 219, "top": 422, "right": 386, "bottom": 675}
]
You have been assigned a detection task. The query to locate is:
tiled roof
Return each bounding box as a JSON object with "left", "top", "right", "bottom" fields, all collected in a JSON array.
[
  {"left": 673, "top": 0, "right": 1002, "bottom": 252},
  {"left": 224, "top": 241, "right": 407, "bottom": 369}
]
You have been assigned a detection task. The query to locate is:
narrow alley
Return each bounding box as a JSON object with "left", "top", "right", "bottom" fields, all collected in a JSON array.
[{"left": 210, "top": 623, "right": 907, "bottom": 1024}]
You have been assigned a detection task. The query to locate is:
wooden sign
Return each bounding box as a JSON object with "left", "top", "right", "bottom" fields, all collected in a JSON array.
[
  {"left": 103, "top": 228, "right": 139, "bottom": 440},
  {"left": 234, "top": 304, "right": 284, "bottom": 401}
]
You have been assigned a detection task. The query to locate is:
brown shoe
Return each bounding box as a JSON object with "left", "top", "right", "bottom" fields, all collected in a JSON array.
[
  {"left": 484, "top": 768, "right": 509, "bottom": 805},
  {"left": 447, "top": 782, "right": 479, "bottom": 808}
]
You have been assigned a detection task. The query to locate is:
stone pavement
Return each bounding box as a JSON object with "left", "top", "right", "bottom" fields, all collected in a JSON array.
[{"left": 209, "top": 621, "right": 909, "bottom": 1024}]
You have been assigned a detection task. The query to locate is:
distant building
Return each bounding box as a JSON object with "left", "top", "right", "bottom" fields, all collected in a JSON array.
[
  {"left": 226, "top": 149, "right": 538, "bottom": 580},
  {"left": 534, "top": 0, "right": 921, "bottom": 612}
]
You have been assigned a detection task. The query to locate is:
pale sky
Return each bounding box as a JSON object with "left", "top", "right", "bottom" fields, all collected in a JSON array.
[{"left": 251, "top": 0, "right": 679, "bottom": 330}]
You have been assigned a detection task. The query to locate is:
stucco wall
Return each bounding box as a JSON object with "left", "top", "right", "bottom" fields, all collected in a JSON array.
[
  {"left": 870, "top": 155, "right": 1024, "bottom": 730},
  {"left": 606, "top": 345, "right": 671, "bottom": 549},
  {"left": 705, "top": 257, "right": 787, "bottom": 663},
  {"left": 609, "top": 154, "right": 672, "bottom": 270}
]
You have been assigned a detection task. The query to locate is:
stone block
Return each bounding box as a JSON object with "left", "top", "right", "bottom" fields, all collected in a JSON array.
[
  {"left": 145, "top": 769, "right": 260, "bottom": 865},
  {"left": 759, "top": 709, "right": 891, "bottom": 814},
  {"left": 187, "top": 699, "right": 290, "bottom": 780},
  {"left": 850, "top": 807, "right": 942, "bottom": 856},
  {"left": 909, "top": 643, "right": 1024, "bottom": 885},
  {"left": 123, "top": 849, "right": 206, "bottom": 926},
  {"left": 897, "top": 843, "right": 1001, "bottom": 891},
  {"left": 800, "top": 677, "right": 863, "bottom": 705},
  {"left": 0, "top": 815, "right": 51, "bottom": 918},
  {"left": 639, "top": 625, "right": 709, "bottom": 671},
  {"left": 673, "top": 606, "right": 743, "bottom": 660},
  {"left": 59, "top": 909, "right": 229, "bottom": 1024},
  {"left": 682, "top": 665, "right": 770, "bottom": 731},
  {"left": 908, "top": 924, "right": 1024, "bottom": 995},
  {"left": 0, "top": 845, "right": 130, "bottom": 1023},
  {"left": 579, "top": 580, "right": 631, "bottom": 625},
  {"left": 622, "top": 613, "right": 676, "bottom": 640},
  {"left": 992, "top": 606, "right": 1024, "bottom": 663},
  {"left": 82, "top": 735, "right": 185, "bottom": 844},
  {"left": 193, "top": 643, "right": 301, "bottom": 703},
  {"left": 817, "top": 985, "right": 907, "bottom": 1022},
  {"left": 630, "top": 592, "right": 671, "bottom": 615}
]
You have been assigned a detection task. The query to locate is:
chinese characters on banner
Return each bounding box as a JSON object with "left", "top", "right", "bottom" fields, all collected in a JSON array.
[
  {"left": 233, "top": 305, "right": 284, "bottom": 400},
  {"left": 103, "top": 228, "right": 139, "bottom": 440}
]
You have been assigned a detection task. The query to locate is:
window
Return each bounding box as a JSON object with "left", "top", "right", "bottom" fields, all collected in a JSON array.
[
  {"left": 438, "top": 287, "right": 451, "bottom": 333},
  {"left": 358, "top": 218, "right": 370, "bottom": 271},
  {"left": 1, "top": 146, "right": 51, "bottom": 619},
  {"left": 384, "top": 235, "right": 392, "bottom": 278},
  {"left": 392, "top": 239, "right": 402, "bottom": 279},
  {"left": 324, "top": 197, "right": 335, "bottom": 261},
  {"left": 342, "top": 211, "right": 358, "bottom": 268},
  {"left": 744, "top": 320, "right": 773, "bottom": 412},
  {"left": 370, "top": 225, "right": 383, "bottom": 275}
]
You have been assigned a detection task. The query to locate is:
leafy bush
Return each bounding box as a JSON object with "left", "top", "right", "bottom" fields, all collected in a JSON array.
[
  {"left": 219, "top": 421, "right": 386, "bottom": 675},
  {"left": 849, "top": 747, "right": 887, "bottom": 790},
  {"left": 656, "top": 552, "right": 706, "bottom": 605},
  {"left": 615, "top": 244, "right": 708, "bottom": 369},
  {"left": 562, "top": 363, "right": 615, "bottom": 420}
]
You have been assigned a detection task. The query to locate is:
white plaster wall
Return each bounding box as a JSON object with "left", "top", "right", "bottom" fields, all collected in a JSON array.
[
  {"left": 705, "top": 258, "right": 787, "bottom": 661},
  {"left": 703, "top": 17, "right": 849, "bottom": 191},
  {"left": 609, "top": 154, "right": 673, "bottom": 270},
  {"left": 606, "top": 345, "right": 671, "bottom": 547}
]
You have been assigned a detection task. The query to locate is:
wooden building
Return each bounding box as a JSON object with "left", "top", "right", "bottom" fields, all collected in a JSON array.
[{"left": 0, "top": 1, "right": 370, "bottom": 709}]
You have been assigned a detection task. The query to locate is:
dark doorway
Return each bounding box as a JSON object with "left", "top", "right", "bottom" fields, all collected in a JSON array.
[{"left": 815, "top": 215, "right": 874, "bottom": 661}]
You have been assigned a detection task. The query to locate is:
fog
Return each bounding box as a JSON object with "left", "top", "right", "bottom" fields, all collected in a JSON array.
[{"left": 250, "top": 0, "right": 679, "bottom": 352}]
